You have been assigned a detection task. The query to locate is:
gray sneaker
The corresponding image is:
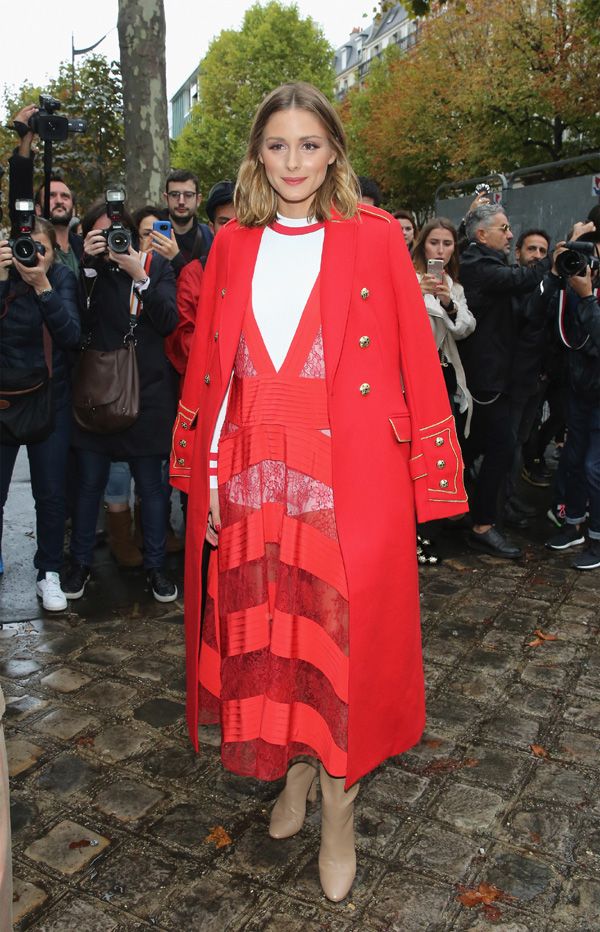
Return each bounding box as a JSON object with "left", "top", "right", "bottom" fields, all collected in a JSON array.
[{"left": 572, "top": 541, "right": 600, "bottom": 570}]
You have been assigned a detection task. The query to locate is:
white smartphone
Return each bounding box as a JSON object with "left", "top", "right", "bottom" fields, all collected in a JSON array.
[{"left": 427, "top": 258, "right": 444, "bottom": 282}]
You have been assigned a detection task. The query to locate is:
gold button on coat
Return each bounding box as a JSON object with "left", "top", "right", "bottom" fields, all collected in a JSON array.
[
  {"left": 360, "top": 287, "right": 369, "bottom": 300},
  {"left": 439, "top": 479, "right": 449, "bottom": 488},
  {"left": 220, "top": 288, "right": 226, "bottom": 297},
  {"left": 214, "top": 331, "right": 219, "bottom": 341},
  {"left": 359, "top": 336, "right": 370, "bottom": 348},
  {"left": 179, "top": 439, "right": 187, "bottom": 448},
  {"left": 436, "top": 459, "right": 446, "bottom": 469},
  {"left": 435, "top": 437, "right": 444, "bottom": 447},
  {"left": 177, "top": 457, "right": 185, "bottom": 466},
  {"left": 204, "top": 374, "right": 210, "bottom": 385},
  {"left": 181, "top": 422, "right": 188, "bottom": 430},
  {"left": 359, "top": 382, "right": 371, "bottom": 396}
]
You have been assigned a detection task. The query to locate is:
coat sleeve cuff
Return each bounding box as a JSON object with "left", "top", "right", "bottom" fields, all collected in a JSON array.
[
  {"left": 409, "top": 415, "right": 468, "bottom": 521},
  {"left": 170, "top": 401, "right": 198, "bottom": 493}
]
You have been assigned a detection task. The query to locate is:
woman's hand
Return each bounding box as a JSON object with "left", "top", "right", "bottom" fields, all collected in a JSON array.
[
  {"left": 13, "top": 244, "right": 53, "bottom": 295},
  {"left": 435, "top": 279, "right": 452, "bottom": 307},
  {"left": 206, "top": 488, "right": 221, "bottom": 546},
  {"left": 108, "top": 245, "right": 147, "bottom": 283},
  {"left": 420, "top": 273, "right": 438, "bottom": 296},
  {"left": 84, "top": 230, "right": 108, "bottom": 258},
  {"left": 0, "top": 240, "right": 12, "bottom": 282},
  {"left": 468, "top": 193, "right": 490, "bottom": 212}
]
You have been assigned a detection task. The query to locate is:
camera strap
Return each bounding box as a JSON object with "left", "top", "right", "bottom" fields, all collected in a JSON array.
[
  {"left": 557, "top": 288, "right": 595, "bottom": 350},
  {"left": 125, "top": 251, "right": 153, "bottom": 344}
]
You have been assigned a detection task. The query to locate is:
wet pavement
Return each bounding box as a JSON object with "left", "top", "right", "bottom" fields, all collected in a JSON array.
[{"left": 2, "top": 449, "right": 599, "bottom": 931}]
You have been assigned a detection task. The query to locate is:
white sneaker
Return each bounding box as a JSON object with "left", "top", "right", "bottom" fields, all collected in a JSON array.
[{"left": 36, "top": 572, "right": 68, "bottom": 611}]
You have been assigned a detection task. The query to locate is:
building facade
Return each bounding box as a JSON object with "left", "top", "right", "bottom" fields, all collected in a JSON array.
[
  {"left": 170, "top": 68, "right": 200, "bottom": 139},
  {"left": 334, "top": 3, "right": 418, "bottom": 100}
]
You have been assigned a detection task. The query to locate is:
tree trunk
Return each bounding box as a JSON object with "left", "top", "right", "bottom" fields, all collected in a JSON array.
[{"left": 117, "top": 0, "right": 169, "bottom": 210}]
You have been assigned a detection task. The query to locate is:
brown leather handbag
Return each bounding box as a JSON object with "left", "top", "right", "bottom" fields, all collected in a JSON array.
[{"left": 72, "top": 339, "right": 140, "bottom": 433}]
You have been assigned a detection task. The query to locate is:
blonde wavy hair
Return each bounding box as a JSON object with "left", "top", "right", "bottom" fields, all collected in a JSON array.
[{"left": 234, "top": 82, "right": 360, "bottom": 227}]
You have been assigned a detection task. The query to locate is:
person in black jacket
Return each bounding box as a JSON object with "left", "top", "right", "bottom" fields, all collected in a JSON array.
[
  {"left": 529, "top": 227, "right": 600, "bottom": 569},
  {"left": 458, "top": 205, "right": 551, "bottom": 558},
  {"left": 0, "top": 219, "right": 81, "bottom": 609},
  {"left": 62, "top": 199, "right": 180, "bottom": 603}
]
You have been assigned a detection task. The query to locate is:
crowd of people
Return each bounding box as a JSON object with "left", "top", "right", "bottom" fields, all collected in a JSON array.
[{"left": 1, "top": 81, "right": 599, "bottom": 906}]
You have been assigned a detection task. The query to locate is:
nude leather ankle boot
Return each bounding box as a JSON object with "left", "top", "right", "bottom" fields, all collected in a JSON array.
[
  {"left": 318, "top": 765, "right": 359, "bottom": 902},
  {"left": 269, "top": 761, "right": 318, "bottom": 839}
]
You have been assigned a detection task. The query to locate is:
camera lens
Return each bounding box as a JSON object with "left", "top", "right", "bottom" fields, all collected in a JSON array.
[
  {"left": 556, "top": 250, "right": 587, "bottom": 278},
  {"left": 107, "top": 229, "right": 131, "bottom": 254},
  {"left": 12, "top": 235, "right": 37, "bottom": 266}
]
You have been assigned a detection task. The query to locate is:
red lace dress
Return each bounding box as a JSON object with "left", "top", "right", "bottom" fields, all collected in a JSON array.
[{"left": 198, "top": 270, "right": 349, "bottom": 781}]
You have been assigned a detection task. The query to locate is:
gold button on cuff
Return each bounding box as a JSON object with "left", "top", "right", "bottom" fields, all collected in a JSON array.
[
  {"left": 220, "top": 288, "right": 226, "bottom": 297},
  {"left": 179, "top": 439, "right": 187, "bottom": 448},
  {"left": 177, "top": 458, "right": 185, "bottom": 466},
  {"left": 214, "top": 331, "right": 219, "bottom": 341},
  {"left": 439, "top": 479, "right": 449, "bottom": 488},
  {"left": 359, "top": 382, "right": 371, "bottom": 396},
  {"left": 360, "top": 287, "right": 369, "bottom": 300},
  {"left": 435, "top": 437, "right": 444, "bottom": 447},
  {"left": 436, "top": 459, "right": 446, "bottom": 469},
  {"left": 359, "top": 335, "right": 371, "bottom": 348},
  {"left": 204, "top": 374, "right": 210, "bottom": 385}
]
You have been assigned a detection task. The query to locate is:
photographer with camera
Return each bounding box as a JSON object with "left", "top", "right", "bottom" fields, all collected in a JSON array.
[
  {"left": 63, "top": 190, "right": 180, "bottom": 603},
  {"left": 10, "top": 102, "right": 83, "bottom": 275},
  {"left": 0, "top": 206, "right": 80, "bottom": 609},
  {"left": 526, "top": 222, "right": 600, "bottom": 569}
]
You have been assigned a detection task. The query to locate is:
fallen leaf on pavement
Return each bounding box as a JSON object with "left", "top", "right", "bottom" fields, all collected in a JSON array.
[
  {"left": 528, "top": 628, "right": 559, "bottom": 647},
  {"left": 74, "top": 735, "right": 95, "bottom": 747},
  {"left": 69, "top": 839, "right": 91, "bottom": 849},
  {"left": 530, "top": 744, "right": 549, "bottom": 758},
  {"left": 423, "top": 738, "right": 443, "bottom": 749},
  {"left": 529, "top": 831, "right": 542, "bottom": 844},
  {"left": 205, "top": 826, "right": 232, "bottom": 848},
  {"left": 483, "top": 903, "right": 503, "bottom": 921},
  {"left": 420, "top": 757, "right": 479, "bottom": 776},
  {"left": 457, "top": 881, "right": 515, "bottom": 909}
]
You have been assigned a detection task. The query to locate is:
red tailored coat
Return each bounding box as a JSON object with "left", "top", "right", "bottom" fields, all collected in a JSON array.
[{"left": 171, "top": 206, "right": 467, "bottom": 788}]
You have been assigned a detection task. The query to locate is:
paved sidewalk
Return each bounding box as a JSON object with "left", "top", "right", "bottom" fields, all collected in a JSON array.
[{"left": 1, "top": 453, "right": 599, "bottom": 931}]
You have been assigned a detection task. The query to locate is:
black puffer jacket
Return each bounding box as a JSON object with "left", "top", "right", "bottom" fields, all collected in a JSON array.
[
  {"left": 0, "top": 263, "right": 81, "bottom": 407},
  {"left": 526, "top": 274, "right": 600, "bottom": 401},
  {"left": 458, "top": 242, "right": 551, "bottom": 394}
]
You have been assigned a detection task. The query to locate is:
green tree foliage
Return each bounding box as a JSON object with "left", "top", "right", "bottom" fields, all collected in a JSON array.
[
  {"left": 341, "top": 0, "right": 600, "bottom": 213},
  {"left": 172, "top": 1, "right": 335, "bottom": 195},
  {"left": 0, "top": 55, "right": 124, "bottom": 218}
]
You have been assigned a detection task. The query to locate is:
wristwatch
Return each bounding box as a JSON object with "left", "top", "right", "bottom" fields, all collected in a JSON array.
[{"left": 36, "top": 288, "right": 53, "bottom": 302}]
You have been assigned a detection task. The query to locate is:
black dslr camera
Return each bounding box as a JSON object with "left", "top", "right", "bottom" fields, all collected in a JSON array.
[
  {"left": 28, "top": 94, "right": 85, "bottom": 142},
  {"left": 556, "top": 240, "right": 600, "bottom": 279},
  {"left": 102, "top": 188, "right": 132, "bottom": 254},
  {"left": 9, "top": 200, "right": 45, "bottom": 267}
]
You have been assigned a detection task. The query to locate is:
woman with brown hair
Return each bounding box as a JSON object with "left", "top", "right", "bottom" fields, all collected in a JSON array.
[
  {"left": 171, "top": 83, "right": 467, "bottom": 901},
  {"left": 413, "top": 217, "right": 476, "bottom": 432}
]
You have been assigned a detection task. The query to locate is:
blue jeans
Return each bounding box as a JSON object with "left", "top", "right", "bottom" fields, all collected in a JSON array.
[
  {"left": 564, "top": 393, "right": 600, "bottom": 539},
  {"left": 71, "top": 451, "right": 168, "bottom": 568},
  {"left": 0, "top": 403, "right": 72, "bottom": 573},
  {"left": 105, "top": 461, "right": 132, "bottom": 505}
]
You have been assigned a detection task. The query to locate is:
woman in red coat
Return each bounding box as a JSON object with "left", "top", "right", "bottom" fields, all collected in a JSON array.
[{"left": 171, "top": 83, "right": 467, "bottom": 902}]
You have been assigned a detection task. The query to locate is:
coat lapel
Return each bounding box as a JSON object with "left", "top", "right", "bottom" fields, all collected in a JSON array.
[
  {"left": 219, "top": 225, "right": 263, "bottom": 377},
  {"left": 321, "top": 215, "right": 358, "bottom": 388}
]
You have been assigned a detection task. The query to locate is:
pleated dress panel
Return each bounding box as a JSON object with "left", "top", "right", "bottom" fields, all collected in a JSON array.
[{"left": 198, "top": 274, "right": 350, "bottom": 780}]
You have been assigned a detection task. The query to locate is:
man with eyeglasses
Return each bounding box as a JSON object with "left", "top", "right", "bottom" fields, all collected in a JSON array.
[
  {"left": 150, "top": 169, "right": 214, "bottom": 277},
  {"left": 457, "top": 204, "right": 551, "bottom": 559}
]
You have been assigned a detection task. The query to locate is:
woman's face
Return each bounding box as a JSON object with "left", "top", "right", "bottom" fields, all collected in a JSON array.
[
  {"left": 399, "top": 219, "right": 415, "bottom": 246},
  {"left": 259, "top": 107, "right": 336, "bottom": 219},
  {"left": 424, "top": 227, "right": 455, "bottom": 268},
  {"left": 138, "top": 214, "right": 159, "bottom": 251}
]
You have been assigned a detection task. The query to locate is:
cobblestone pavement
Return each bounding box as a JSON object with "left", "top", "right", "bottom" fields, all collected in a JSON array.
[{"left": 2, "top": 451, "right": 599, "bottom": 931}]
